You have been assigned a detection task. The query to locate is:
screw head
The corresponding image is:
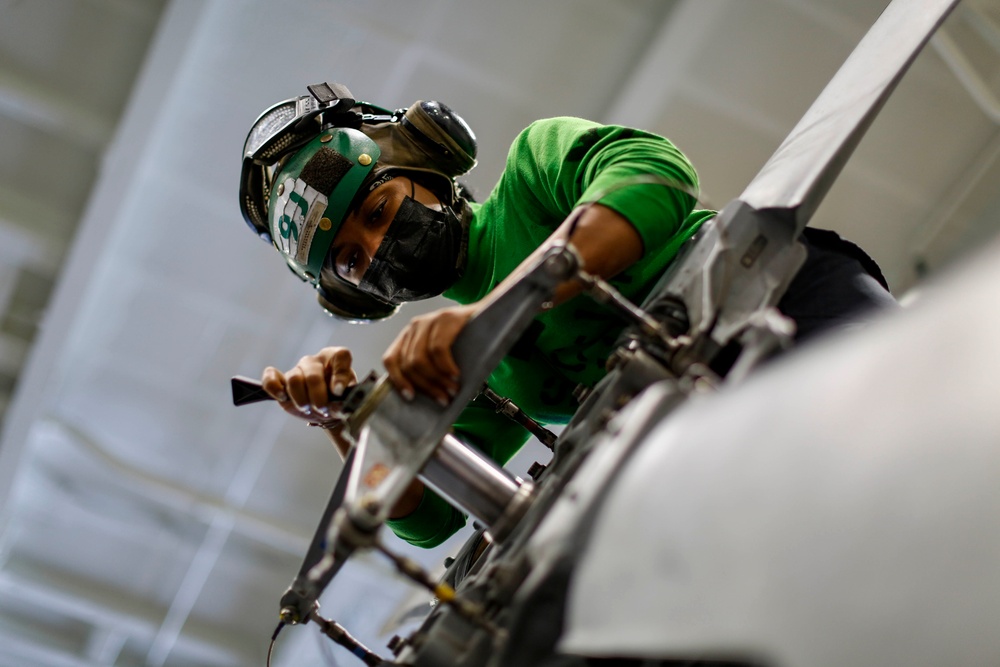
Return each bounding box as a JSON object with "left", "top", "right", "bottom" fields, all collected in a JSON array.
[
  {"left": 360, "top": 494, "right": 382, "bottom": 515},
  {"left": 527, "top": 461, "right": 547, "bottom": 480}
]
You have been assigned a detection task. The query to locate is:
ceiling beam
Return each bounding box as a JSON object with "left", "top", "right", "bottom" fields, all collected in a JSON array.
[
  {"left": 605, "top": 0, "right": 730, "bottom": 129},
  {"left": 83, "top": 0, "right": 163, "bottom": 26},
  {"left": 0, "top": 65, "right": 114, "bottom": 152},
  {"left": 40, "top": 418, "right": 312, "bottom": 556},
  {"left": 0, "top": 641, "right": 103, "bottom": 667},
  {"left": 0, "top": 556, "right": 251, "bottom": 664},
  {"left": 0, "top": 0, "right": 210, "bottom": 538}
]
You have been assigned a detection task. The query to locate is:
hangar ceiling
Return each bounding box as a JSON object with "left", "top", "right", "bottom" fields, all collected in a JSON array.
[{"left": 0, "top": 0, "right": 998, "bottom": 665}]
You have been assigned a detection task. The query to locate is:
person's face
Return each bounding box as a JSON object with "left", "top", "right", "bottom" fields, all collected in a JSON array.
[{"left": 328, "top": 176, "right": 442, "bottom": 286}]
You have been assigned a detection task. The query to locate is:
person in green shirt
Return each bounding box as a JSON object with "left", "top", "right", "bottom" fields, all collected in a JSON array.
[{"left": 240, "top": 84, "right": 891, "bottom": 548}]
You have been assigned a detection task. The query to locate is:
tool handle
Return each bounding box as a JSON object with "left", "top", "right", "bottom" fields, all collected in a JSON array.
[{"left": 231, "top": 376, "right": 274, "bottom": 406}]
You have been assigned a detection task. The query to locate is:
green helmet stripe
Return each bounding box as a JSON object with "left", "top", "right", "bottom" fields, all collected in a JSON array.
[
  {"left": 269, "top": 127, "right": 380, "bottom": 282},
  {"left": 305, "top": 131, "right": 379, "bottom": 277}
]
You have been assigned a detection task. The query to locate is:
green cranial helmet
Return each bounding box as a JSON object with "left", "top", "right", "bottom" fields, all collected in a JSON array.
[
  {"left": 268, "top": 129, "right": 379, "bottom": 283},
  {"left": 240, "top": 82, "right": 477, "bottom": 321}
]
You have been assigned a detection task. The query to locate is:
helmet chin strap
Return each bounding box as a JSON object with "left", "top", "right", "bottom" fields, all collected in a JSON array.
[{"left": 407, "top": 176, "right": 445, "bottom": 212}]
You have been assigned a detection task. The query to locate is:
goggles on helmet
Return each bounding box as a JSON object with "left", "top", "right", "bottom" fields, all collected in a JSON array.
[
  {"left": 239, "top": 82, "right": 396, "bottom": 244},
  {"left": 317, "top": 268, "right": 399, "bottom": 322}
]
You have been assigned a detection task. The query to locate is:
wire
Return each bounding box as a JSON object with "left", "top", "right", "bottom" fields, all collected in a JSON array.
[{"left": 266, "top": 622, "right": 285, "bottom": 667}]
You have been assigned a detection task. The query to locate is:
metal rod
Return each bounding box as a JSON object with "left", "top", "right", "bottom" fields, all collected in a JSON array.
[
  {"left": 374, "top": 542, "right": 498, "bottom": 636},
  {"left": 421, "top": 434, "right": 523, "bottom": 530},
  {"left": 479, "top": 385, "right": 558, "bottom": 449},
  {"left": 579, "top": 270, "right": 677, "bottom": 347},
  {"left": 311, "top": 613, "right": 385, "bottom": 666}
]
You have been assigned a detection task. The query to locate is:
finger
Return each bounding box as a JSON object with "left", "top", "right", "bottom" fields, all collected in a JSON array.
[
  {"left": 297, "top": 355, "right": 333, "bottom": 417},
  {"left": 321, "top": 346, "right": 353, "bottom": 371},
  {"left": 418, "top": 315, "right": 464, "bottom": 399},
  {"left": 426, "top": 319, "right": 462, "bottom": 387},
  {"left": 326, "top": 348, "right": 357, "bottom": 398},
  {"left": 270, "top": 366, "right": 319, "bottom": 420},
  {"left": 383, "top": 333, "right": 416, "bottom": 402},
  {"left": 283, "top": 366, "right": 314, "bottom": 417},
  {"left": 261, "top": 367, "right": 289, "bottom": 402},
  {"left": 405, "top": 351, "right": 455, "bottom": 405},
  {"left": 399, "top": 323, "right": 455, "bottom": 406}
]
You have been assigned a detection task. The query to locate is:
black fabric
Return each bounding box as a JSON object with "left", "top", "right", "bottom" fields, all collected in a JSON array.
[
  {"left": 358, "top": 196, "right": 465, "bottom": 304},
  {"left": 800, "top": 227, "right": 889, "bottom": 290},
  {"left": 299, "top": 146, "right": 353, "bottom": 195},
  {"left": 778, "top": 228, "right": 897, "bottom": 342},
  {"left": 510, "top": 320, "right": 546, "bottom": 361}
]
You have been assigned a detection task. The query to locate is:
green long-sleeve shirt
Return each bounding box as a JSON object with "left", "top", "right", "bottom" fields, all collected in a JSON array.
[{"left": 386, "top": 117, "right": 714, "bottom": 547}]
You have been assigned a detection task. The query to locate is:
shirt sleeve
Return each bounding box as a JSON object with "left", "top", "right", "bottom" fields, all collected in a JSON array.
[
  {"left": 385, "top": 487, "right": 467, "bottom": 549},
  {"left": 507, "top": 117, "right": 701, "bottom": 254}
]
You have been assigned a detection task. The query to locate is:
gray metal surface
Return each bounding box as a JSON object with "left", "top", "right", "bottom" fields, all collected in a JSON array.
[
  {"left": 563, "top": 237, "right": 1000, "bottom": 666},
  {"left": 651, "top": 201, "right": 805, "bottom": 360}
]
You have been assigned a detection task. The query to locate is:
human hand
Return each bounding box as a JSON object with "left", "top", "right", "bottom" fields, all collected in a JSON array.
[
  {"left": 382, "top": 303, "right": 477, "bottom": 406},
  {"left": 260, "top": 347, "right": 358, "bottom": 422}
]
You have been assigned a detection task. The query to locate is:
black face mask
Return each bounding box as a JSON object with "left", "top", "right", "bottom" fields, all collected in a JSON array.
[{"left": 358, "top": 195, "right": 466, "bottom": 304}]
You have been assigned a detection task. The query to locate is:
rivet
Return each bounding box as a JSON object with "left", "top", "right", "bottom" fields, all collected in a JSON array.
[
  {"left": 320, "top": 134, "right": 333, "bottom": 143},
  {"left": 358, "top": 153, "right": 372, "bottom": 166},
  {"left": 276, "top": 182, "right": 284, "bottom": 196},
  {"left": 319, "top": 217, "right": 332, "bottom": 231}
]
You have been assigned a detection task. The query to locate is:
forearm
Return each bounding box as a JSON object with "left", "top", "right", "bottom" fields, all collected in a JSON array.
[{"left": 480, "top": 202, "right": 644, "bottom": 311}]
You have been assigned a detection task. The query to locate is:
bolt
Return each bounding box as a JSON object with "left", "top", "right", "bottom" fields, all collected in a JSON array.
[
  {"left": 387, "top": 634, "right": 406, "bottom": 654},
  {"left": 605, "top": 348, "right": 629, "bottom": 372},
  {"left": 360, "top": 495, "right": 382, "bottom": 515}
]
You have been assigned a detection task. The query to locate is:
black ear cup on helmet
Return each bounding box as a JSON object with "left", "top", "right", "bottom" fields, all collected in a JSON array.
[
  {"left": 394, "top": 100, "right": 477, "bottom": 179},
  {"left": 316, "top": 275, "right": 399, "bottom": 323},
  {"left": 413, "top": 100, "right": 477, "bottom": 167}
]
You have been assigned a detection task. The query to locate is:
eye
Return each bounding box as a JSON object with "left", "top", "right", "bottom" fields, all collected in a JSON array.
[
  {"left": 347, "top": 249, "right": 365, "bottom": 276},
  {"left": 335, "top": 247, "right": 365, "bottom": 284},
  {"left": 368, "top": 199, "right": 387, "bottom": 226}
]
